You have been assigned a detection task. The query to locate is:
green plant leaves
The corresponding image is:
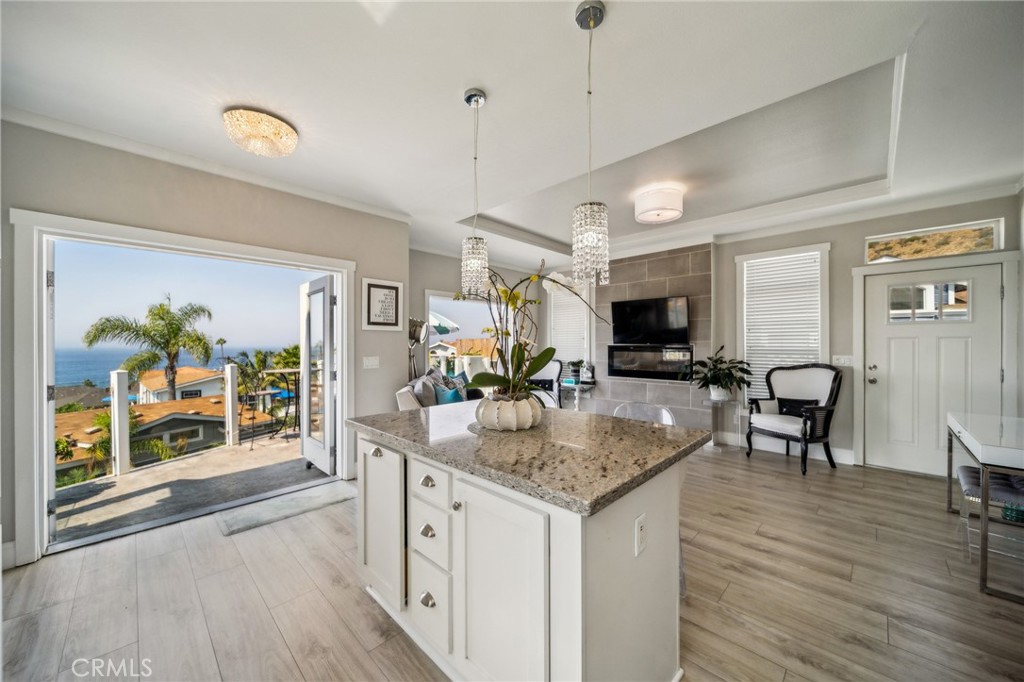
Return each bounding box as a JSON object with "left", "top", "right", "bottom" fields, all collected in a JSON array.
[{"left": 523, "top": 347, "right": 556, "bottom": 379}]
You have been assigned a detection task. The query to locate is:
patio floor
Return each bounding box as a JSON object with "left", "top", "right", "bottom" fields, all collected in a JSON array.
[{"left": 55, "top": 434, "right": 327, "bottom": 544}]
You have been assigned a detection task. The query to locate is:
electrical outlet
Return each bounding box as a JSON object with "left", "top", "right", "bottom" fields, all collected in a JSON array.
[{"left": 634, "top": 513, "right": 648, "bottom": 557}]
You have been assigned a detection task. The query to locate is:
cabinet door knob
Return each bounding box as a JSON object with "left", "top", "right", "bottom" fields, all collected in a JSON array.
[
  {"left": 371, "top": 447, "right": 383, "bottom": 458},
  {"left": 419, "top": 474, "right": 436, "bottom": 488},
  {"left": 452, "top": 501, "right": 462, "bottom": 511},
  {"left": 419, "top": 591, "right": 436, "bottom": 608},
  {"left": 419, "top": 523, "right": 436, "bottom": 538}
]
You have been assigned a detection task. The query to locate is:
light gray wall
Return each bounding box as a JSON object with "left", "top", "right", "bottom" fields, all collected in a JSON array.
[
  {"left": 408, "top": 249, "right": 547, "bottom": 377},
  {"left": 714, "top": 195, "right": 1021, "bottom": 452},
  {"left": 1019, "top": 189, "right": 1024, "bottom": 411},
  {"left": 1, "top": 122, "right": 410, "bottom": 542}
]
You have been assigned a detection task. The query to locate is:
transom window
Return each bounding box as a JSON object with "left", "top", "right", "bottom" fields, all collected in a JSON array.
[{"left": 865, "top": 219, "right": 1001, "bottom": 264}]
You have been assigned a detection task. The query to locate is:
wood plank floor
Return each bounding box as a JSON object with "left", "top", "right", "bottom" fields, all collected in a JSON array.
[{"left": 4, "top": 445, "right": 1023, "bottom": 681}]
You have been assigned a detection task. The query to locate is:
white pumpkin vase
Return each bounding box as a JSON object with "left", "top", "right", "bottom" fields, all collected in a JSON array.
[{"left": 475, "top": 395, "right": 542, "bottom": 431}]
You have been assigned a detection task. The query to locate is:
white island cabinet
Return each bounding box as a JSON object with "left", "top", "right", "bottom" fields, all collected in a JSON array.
[{"left": 349, "top": 401, "right": 710, "bottom": 682}]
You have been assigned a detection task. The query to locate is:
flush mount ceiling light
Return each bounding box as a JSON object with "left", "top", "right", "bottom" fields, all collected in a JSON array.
[
  {"left": 634, "top": 183, "right": 686, "bottom": 224},
  {"left": 222, "top": 108, "right": 298, "bottom": 158},
  {"left": 460, "top": 88, "right": 489, "bottom": 296},
  {"left": 571, "top": 0, "right": 610, "bottom": 287}
]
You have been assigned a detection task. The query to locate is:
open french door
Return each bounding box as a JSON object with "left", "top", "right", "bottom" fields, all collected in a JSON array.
[{"left": 300, "top": 276, "right": 336, "bottom": 475}]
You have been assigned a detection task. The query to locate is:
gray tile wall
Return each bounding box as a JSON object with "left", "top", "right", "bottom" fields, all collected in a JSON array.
[{"left": 588, "top": 243, "right": 713, "bottom": 429}]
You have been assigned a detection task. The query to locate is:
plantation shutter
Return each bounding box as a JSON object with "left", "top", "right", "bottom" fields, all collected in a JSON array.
[
  {"left": 549, "top": 286, "right": 587, "bottom": 381},
  {"left": 743, "top": 250, "right": 823, "bottom": 398}
]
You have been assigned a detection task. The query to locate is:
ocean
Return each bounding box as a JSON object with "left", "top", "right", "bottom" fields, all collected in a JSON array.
[{"left": 55, "top": 346, "right": 281, "bottom": 387}]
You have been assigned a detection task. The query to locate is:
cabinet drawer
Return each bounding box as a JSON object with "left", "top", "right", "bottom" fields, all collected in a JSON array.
[
  {"left": 409, "top": 496, "right": 450, "bottom": 571},
  {"left": 408, "top": 457, "right": 450, "bottom": 508},
  {"left": 408, "top": 550, "right": 451, "bottom": 655}
]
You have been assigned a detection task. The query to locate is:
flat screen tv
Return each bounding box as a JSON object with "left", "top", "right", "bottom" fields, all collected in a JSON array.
[{"left": 611, "top": 296, "right": 689, "bottom": 345}]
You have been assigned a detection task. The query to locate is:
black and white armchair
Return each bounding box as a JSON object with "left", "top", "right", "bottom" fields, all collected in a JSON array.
[{"left": 745, "top": 363, "right": 843, "bottom": 475}]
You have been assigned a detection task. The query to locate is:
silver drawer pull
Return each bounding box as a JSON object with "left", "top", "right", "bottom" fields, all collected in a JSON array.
[
  {"left": 419, "top": 591, "right": 436, "bottom": 608},
  {"left": 419, "top": 474, "right": 436, "bottom": 488},
  {"left": 419, "top": 523, "right": 436, "bottom": 538},
  {"left": 371, "top": 447, "right": 383, "bottom": 458}
]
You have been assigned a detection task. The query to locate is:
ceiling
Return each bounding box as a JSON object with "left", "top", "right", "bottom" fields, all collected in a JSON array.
[{"left": 2, "top": 2, "right": 1021, "bottom": 271}]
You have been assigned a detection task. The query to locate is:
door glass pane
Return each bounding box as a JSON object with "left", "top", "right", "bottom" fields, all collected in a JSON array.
[
  {"left": 940, "top": 281, "right": 970, "bottom": 320},
  {"left": 888, "top": 286, "right": 913, "bottom": 322},
  {"left": 307, "top": 291, "right": 324, "bottom": 444}
]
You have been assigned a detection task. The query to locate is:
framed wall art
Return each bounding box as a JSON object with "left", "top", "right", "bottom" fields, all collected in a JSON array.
[{"left": 362, "top": 277, "right": 404, "bottom": 331}]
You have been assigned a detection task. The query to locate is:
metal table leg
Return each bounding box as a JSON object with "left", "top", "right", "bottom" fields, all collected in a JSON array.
[{"left": 980, "top": 465, "right": 990, "bottom": 593}]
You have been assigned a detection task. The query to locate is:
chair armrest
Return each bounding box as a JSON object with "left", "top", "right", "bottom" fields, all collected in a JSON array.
[{"left": 801, "top": 405, "right": 836, "bottom": 438}]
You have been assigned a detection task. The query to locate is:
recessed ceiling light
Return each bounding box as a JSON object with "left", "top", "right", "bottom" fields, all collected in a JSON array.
[
  {"left": 634, "top": 183, "right": 686, "bottom": 224},
  {"left": 222, "top": 108, "right": 298, "bottom": 158}
]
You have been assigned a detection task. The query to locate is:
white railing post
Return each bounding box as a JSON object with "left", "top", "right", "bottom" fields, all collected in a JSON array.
[
  {"left": 109, "top": 370, "right": 130, "bottom": 476},
  {"left": 224, "top": 363, "right": 239, "bottom": 446}
]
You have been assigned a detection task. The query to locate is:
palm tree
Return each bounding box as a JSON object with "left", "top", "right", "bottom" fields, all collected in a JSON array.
[
  {"left": 215, "top": 337, "right": 227, "bottom": 365},
  {"left": 87, "top": 409, "right": 173, "bottom": 473},
  {"left": 83, "top": 295, "right": 213, "bottom": 401}
]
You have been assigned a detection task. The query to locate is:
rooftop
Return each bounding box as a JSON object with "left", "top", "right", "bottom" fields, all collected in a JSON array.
[{"left": 139, "top": 366, "right": 222, "bottom": 392}]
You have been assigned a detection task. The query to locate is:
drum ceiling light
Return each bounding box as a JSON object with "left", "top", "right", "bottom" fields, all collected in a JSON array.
[
  {"left": 634, "top": 183, "right": 686, "bottom": 224},
  {"left": 222, "top": 108, "right": 298, "bottom": 158}
]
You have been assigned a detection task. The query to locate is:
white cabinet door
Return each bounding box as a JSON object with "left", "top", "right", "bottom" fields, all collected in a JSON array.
[
  {"left": 452, "top": 479, "right": 549, "bottom": 681},
  {"left": 358, "top": 439, "right": 405, "bottom": 610}
]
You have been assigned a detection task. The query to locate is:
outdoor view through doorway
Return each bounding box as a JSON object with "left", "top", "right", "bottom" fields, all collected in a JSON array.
[{"left": 52, "top": 238, "right": 333, "bottom": 545}]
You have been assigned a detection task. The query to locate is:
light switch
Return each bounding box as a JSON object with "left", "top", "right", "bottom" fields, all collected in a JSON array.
[
  {"left": 362, "top": 356, "right": 380, "bottom": 369},
  {"left": 831, "top": 355, "right": 853, "bottom": 367}
]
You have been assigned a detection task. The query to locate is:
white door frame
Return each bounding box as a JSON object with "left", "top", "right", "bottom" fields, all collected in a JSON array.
[
  {"left": 852, "top": 250, "right": 1019, "bottom": 467},
  {"left": 11, "top": 208, "right": 357, "bottom": 565}
]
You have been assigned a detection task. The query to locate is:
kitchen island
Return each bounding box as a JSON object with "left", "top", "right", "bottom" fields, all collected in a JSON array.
[{"left": 347, "top": 401, "right": 710, "bottom": 682}]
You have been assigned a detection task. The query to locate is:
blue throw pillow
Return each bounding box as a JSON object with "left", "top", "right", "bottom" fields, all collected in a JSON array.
[{"left": 434, "top": 384, "right": 464, "bottom": 405}]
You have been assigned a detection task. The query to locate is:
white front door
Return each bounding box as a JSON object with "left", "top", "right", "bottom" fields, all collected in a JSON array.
[
  {"left": 300, "top": 276, "right": 336, "bottom": 475},
  {"left": 864, "top": 264, "right": 1002, "bottom": 475}
]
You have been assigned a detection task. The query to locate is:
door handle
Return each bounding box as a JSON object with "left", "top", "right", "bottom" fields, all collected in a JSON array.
[
  {"left": 419, "top": 523, "right": 436, "bottom": 538},
  {"left": 867, "top": 364, "right": 878, "bottom": 371},
  {"left": 371, "top": 447, "right": 383, "bottom": 458},
  {"left": 419, "top": 474, "right": 436, "bottom": 488},
  {"left": 867, "top": 378, "right": 878, "bottom": 384},
  {"left": 452, "top": 501, "right": 462, "bottom": 511},
  {"left": 419, "top": 591, "right": 436, "bottom": 608}
]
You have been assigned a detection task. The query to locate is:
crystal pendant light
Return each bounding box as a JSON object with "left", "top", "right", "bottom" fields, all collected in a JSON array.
[
  {"left": 461, "top": 88, "right": 489, "bottom": 296},
  {"left": 571, "top": 1, "right": 609, "bottom": 287}
]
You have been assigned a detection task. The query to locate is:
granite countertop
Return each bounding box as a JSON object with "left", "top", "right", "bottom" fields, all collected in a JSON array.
[{"left": 346, "top": 402, "right": 710, "bottom": 516}]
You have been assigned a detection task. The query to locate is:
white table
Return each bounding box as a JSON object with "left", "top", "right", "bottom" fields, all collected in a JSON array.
[{"left": 946, "top": 412, "right": 1024, "bottom": 602}]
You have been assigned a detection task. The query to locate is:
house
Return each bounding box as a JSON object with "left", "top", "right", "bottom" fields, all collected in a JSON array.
[
  {"left": 136, "top": 367, "right": 224, "bottom": 404},
  {"left": 2, "top": 3, "right": 1022, "bottom": 681},
  {"left": 54, "top": 394, "right": 273, "bottom": 474}
]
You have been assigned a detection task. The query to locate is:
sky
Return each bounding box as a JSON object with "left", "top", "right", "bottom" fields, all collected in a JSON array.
[
  {"left": 427, "top": 296, "right": 494, "bottom": 344},
  {"left": 55, "top": 239, "right": 328, "bottom": 349}
]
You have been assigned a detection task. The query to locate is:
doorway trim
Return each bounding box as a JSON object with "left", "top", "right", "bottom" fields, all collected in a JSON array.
[
  {"left": 11, "top": 208, "right": 357, "bottom": 566},
  {"left": 851, "top": 249, "right": 1019, "bottom": 467}
]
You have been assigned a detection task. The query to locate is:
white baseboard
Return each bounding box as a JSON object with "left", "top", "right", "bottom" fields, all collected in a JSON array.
[
  {"left": 3, "top": 541, "right": 15, "bottom": 570},
  {"left": 713, "top": 432, "right": 855, "bottom": 466}
]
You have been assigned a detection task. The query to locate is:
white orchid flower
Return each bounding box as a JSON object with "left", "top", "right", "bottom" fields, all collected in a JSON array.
[{"left": 542, "top": 271, "right": 579, "bottom": 295}]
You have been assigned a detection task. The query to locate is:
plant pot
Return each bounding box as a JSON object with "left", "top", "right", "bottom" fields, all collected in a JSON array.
[
  {"left": 709, "top": 385, "right": 731, "bottom": 401},
  {"left": 475, "top": 395, "right": 542, "bottom": 431}
]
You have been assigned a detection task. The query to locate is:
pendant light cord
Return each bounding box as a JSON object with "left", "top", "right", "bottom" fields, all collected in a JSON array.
[
  {"left": 587, "top": 24, "right": 594, "bottom": 202},
  {"left": 472, "top": 104, "right": 480, "bottom": 235}
]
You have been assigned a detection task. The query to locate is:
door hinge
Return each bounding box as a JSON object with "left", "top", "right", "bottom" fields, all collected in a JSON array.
[
  {"left": 1001, "top": 369, "right": 1005, "bottom": 383},
  {"left": 47, "top": 385, "right": 55, "bottom": 402},
  {"left": 46, "top": 270, "right": 55, "bottom": 288},
  {"left": 331, "top": 295, "right": 338, "bottom": 306},
  {"left": 330, "top": 445, "right": 337, "bottom": 457},
  {"left": 47, "top": 499, "right": 57, "bottom": 516},
  {"left": 331, "top": 370, "right": 338, "bottom": 381},
  {"left": 1001, "top": 285, "right": 1005, "bottom": 300}
]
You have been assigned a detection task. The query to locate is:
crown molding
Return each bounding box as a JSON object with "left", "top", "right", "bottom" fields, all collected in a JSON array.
[
  {"left": 457, "top": 215, "right": 572, "bottom": 255},
  {"left": 408, "top": 244, "right": 530, "bottom": 275},
  {"left": 1, "top": 107, "right": 412, "bottom": 225}
]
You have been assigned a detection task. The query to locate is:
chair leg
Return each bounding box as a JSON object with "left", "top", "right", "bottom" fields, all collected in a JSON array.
[
  {"left": 785, "top": 441, "right": 790, "bottom": 457},
  {"left": 822, "top": 441, "right": 837, "bottom": 469},
  {"left": 800, "top": 440, "right": 808, "bottom": 475},
  {"left": 745, "top": 428, "right": 753, "bottom": 457}
]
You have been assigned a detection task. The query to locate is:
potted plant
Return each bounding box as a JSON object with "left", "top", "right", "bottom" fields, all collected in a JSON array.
[
  {"left": 566, "top": 359, "right": 585, "bottom": 382},
  {"left": 692, "top": 345, "right": 752, "bottom": 401},
  {"left": 457, "top": 264, "right": 606, "bottom": 431}
]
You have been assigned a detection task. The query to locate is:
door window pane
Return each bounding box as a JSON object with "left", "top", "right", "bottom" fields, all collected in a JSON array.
[
  {"left": 888, "top": 281, "right": 970, "bottom": 323},
  {"left": 307, "top": 290, "right": 324, "bottom": 444}
]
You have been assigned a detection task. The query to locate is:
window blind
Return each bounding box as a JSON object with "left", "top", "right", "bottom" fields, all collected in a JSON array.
[
  {"left": 743, "top": 250, "right": 822, "bottom": 398},
  {"left": 549, "top": 286, "right": 587, "bottom": 380}
]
